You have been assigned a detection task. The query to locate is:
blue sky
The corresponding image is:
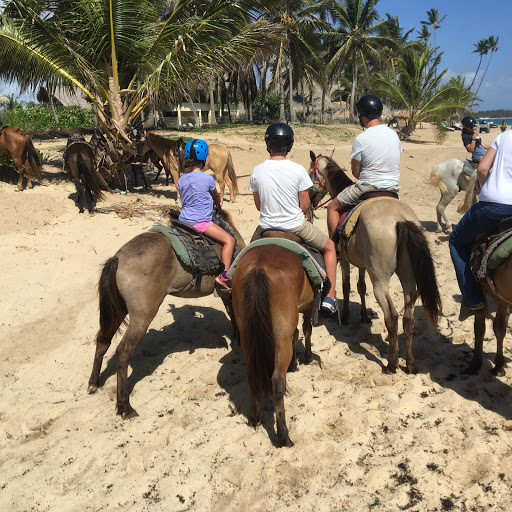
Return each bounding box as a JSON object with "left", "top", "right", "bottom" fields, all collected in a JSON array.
[
  {"left": 378, "top": 0, "right": 511, "bottom": 111},
  {"left": 1, "top": 0, "right": 510, "bottom": 112}
]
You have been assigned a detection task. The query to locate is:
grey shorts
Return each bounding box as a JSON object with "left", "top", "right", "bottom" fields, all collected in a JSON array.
[
  {"left": 337, "top": 183, "right": 400, "bottom": 207},
  {"left": 251, "top": 220, "right": 328, "bottom": 250}
]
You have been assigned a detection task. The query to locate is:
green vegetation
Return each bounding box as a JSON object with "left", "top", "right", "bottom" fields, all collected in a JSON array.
[
  {"left": 474, "top": 110, "right": 512, "bottom": 118},
  {"left": 1, "top": 103, "right": 95, "bottom": 132}
]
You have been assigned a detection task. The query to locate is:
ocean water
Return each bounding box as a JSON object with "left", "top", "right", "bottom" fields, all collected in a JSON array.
[{"left": 477, "top": 117, "right": 512, "bottom": 125}]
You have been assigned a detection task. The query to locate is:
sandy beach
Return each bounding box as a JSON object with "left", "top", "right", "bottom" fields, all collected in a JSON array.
[{"left": 1, "top": 124, "right": 511, "bottom": 511}]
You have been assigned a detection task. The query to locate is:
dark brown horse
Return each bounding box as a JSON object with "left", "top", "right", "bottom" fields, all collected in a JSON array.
[
  {"left": 0, "top": 126, "right": 42, "bottom": 190},
  {"left": 87, "top": 210, "right": 245, "bottom": 418},
  {"left": 309, "top": 152, "right": 442, "bottom": 374},
  {"left": 468, "top": 254, "right": 512, "bottom": 377},
  {"left": 231, "top": 243, "right": 316, "bottom": 447},
  {"left": 64, "top": 136, "right": 105, "bottom": 213}
]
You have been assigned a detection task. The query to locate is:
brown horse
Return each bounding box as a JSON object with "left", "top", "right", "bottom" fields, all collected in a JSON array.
[
  {"left": 309, "top": 153, "right": 442, "bottom": 374},
  {"left": 0, "top": 126, "right": 42, "bottom": 190},
  {"left": 231, "top": 243, "right": 316, "bottom": 447},
  {"left": 87, "top": 210, "right": 245, "bottom": 418},
  {"left": 63, "top": 136, "right": 105, "bottom": 213},
  {"left": 139, "top": 132, "right": 182, "bottom": 186},
  {"left": 142, "top": 132, "right": 239, "bottom": 203},
  {"left": 468, "top": 255, "right": 512, "bottom": 377}
]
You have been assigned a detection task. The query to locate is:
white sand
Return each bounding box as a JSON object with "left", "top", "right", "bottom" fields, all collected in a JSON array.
[{"left": 1, "top": 126, "right": 511, "bottom": 511}]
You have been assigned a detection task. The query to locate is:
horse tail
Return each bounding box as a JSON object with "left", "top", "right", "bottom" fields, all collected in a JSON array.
[
  {"left": 225, "top": 151, "right": 238, "bottom": 198},
  {"left": 77, "top": 153, "right": 105, "bottom": 200},
  {"left": 97, "top": 257, "right": 127, "bottom": 342},
  {"left": 24, "top": 136, "right": 43, "bottom": 180},
  {"left": 427, "top": 167, "right": 444, "bottom": 191},
  {"left": 241, "top": 269, "right": 274, "bottom": 403},
  {"left": 457, "top": 172, "right": 479, "bottom": 214},
  {"left": 397, "top": 221, "right": 442, "bottom": 326}
]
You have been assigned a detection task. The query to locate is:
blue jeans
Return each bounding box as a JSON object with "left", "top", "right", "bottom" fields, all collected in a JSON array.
[
  {"left": 472, "top": 145, "right": 486, "bottom": 161},
  {"left": 449, "top": 201, "right": 512, "bottom": 307}
]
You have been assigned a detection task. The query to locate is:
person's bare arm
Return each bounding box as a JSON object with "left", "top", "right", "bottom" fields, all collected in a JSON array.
[
  {"left": 253, "top": 192, "right": 261, "bottom": 211},
  {"left": 298, "top": 190, "right": 311, "bottom": 214},
  {"left": 210, "top": 188, "right": 222, "bottom": 208},
  {"left": 477, "top": 147, "right": 496, "bottom": 187},
  {"left": 351, "top": 159, "right": 362, "bottom": 179}
]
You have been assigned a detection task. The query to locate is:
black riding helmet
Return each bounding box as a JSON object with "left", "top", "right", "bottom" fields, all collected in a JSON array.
[
  {"left": 265, "top": 122, "right": 294, "bottom": 152},
  {"left": 356, "top": 94, "right": 384, "bottom": 120},
  {"left": 461, "top": 116, "right": 477, "bottom": 130}
]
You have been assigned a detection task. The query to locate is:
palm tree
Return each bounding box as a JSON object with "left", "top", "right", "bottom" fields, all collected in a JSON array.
[
  {"left": 0, "top": 0, "right": 277, "bottom": 181},
  {"left": 373, "top": 47, "right": 475, "bottom": 140},
  {"left": 469, "top": 39, "right": 490, "bottom": 90},
  {"left": 417, "top": 25, "right": 431, "bottom": 47},
  {"left": 326, "top": 0, "right": 398, "bottom": 123},
  {"left": 475, "top": 35, "right": 499, "bottom": 97},
  {"left": 420, "top": 8, "right": 446, "bottom": 80}
]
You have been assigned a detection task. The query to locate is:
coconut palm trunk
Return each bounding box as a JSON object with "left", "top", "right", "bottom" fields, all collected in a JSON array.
[{"left": 209, "top": 78, "right": 217, "bottom": 125}]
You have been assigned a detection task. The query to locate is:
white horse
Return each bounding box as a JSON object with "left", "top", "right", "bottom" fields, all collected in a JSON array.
[{"left": 430, "top": 159, "right": 480, "bottom": 233}]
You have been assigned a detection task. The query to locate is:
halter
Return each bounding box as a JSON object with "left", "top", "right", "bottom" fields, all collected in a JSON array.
[{"left": 309, "top": 155, "right": 327, "bottom": 191}]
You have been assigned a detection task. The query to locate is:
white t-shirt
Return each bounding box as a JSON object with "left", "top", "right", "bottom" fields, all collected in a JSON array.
[
  {"left": 350, "top": 124, "right": 402, "bottom": 188},
  {"left": 249, "top": 159, "right": 313, "bottom": 229},
  {"left": 479, "top": 130, "right": 512, "bottom": 205}
]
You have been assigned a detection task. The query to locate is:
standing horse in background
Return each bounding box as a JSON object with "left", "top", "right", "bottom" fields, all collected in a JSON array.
[
  {"left": 64, "top": 136, "right": 105, "bottom": 213},
  {"left": 142, "top": 133, "right": 239, "bottom": 203},
  {"left": 231, "top": 244, "right": 316, "bottom": 447},
  {"left": 0, "top": 126, "right": 42, "bottom": 190},
  {"left": 139, "top": 131, "right": 182, "bottom": 187},
  {"left": 430, "top": 159, "right": 480, "bottom": 233},
  {"left": 87, "top": 209, "right": 245, "bottom": 419},
  {"left": 309, "top": 152, "right": 442, "bottom": 374}
]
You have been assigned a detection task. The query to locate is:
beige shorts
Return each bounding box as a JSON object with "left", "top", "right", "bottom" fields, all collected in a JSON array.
[
  {"left": 251, "top": 220, "right": 328, "bottom": 250},
  {"left": 337, "top": 183, "right": 399, "bottom": 207}
]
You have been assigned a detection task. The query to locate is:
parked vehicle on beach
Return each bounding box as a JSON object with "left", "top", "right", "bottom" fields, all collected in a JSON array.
[{"left": 476, "top": 119, "right": 491, "bottom": 133}]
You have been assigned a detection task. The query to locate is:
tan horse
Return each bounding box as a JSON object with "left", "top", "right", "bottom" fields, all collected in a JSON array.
[
  {"left": 310, "top": 153, "right": 442, "bottom": 373},
  {"left": 468, "top": 255, "right": 512, "bottom": 377},
  {"left": 0, "top": 126, "right": 42, "bottom": 190},
  {"left": 87, "top": 209, "right": 245, "bottom": 418},
  {"left": 232, "top": 243, "right": 315, "bottom": 447},
  {"left": 142, "top": 132, "right": 238, "bottom": 203}
]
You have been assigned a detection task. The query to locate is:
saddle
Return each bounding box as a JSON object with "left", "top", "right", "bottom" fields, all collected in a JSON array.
[
  {"left": 462, "top": 160, "right": 478, "bottom": 176},
  {"left": 149, "top": 211, "right": 238, "bottom": 290},
  {"left": 470, "top": 216, "right": 512, "bottom": 303},
  {"left": 334, "top": 196, "right": 400, "bottom": 243}
]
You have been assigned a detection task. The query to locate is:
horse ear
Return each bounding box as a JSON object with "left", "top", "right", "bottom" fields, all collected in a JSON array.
[
  {"left": 310, "top": 150, "right": 316, "bottom": 162},
  {"left": 330, "top": 148, "right": 335, "bottom": 158}
]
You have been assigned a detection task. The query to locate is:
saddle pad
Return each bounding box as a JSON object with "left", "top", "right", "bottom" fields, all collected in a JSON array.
[
  {"left": 341, "top": 197, "right": 399, "bottom": 238},
  {"left": 149, "top": 224, "right": 222, "bottom": 275},
  {"left": 226, "top": 238, "right": 327, "bottom": 287},
  {"left": 462, "top": 161, "right": 476, "bottom": 176},
  {"left": 488, "top": 231, "right": 512, "bottom": 272}
]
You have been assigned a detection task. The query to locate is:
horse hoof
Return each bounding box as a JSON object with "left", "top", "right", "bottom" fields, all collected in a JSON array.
[
  {"left": 248, "top": 416, "right": 261, "bottom": 429},
  {"left": 287, "top": 359, "right": 299, "bottom": 372},
  {"left": 278, "top": 436, "right": 294, "bottom": 448},
  {"left": 406, "top": 363, "right": 417, "bottom": 374},
  {"left": 87, "top": 384, "right": 98, "bottom": 394},
  {"left": 121, "top": 409, "right": 139, "bottom": 420},
  {"left": 492, "top": 366, "right": 506, "bottom": 377},
  {"left": 383, "top": 364, "right": 397, "bottom": 374}
]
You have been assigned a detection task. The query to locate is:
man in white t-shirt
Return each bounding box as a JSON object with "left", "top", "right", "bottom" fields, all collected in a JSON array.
[
  {"left": 450, "top": 129, "right": 512, "bottom": 320},
  {"left": 249, "top": 122, "right": 339, "bottom": 314},
  {"left": 327, "top": 94, "right": 402, "bottom": 238}
]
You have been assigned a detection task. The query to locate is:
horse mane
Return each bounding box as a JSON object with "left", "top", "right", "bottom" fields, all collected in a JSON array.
[
  {"left": 321, "top": 156, "right": 353, "bottom": 194},
  {"left": 147, "top": 132, "right": 179, "bottom": 150}
]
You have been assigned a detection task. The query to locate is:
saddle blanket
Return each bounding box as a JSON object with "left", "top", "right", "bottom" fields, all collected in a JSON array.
[
  {"left": 338, "top": 196, "right": 400, "bottom": 239},
  {"left": 472, "top": 227, "right": 512, "bottom": 279},
  {"left": 226, "top": 238, "right": 327, "bottom": 287},
  {"left": 462, "top": 161, "right": 477, "bottom": 176}
]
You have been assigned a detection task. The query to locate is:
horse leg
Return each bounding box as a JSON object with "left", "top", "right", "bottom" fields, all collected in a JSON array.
[
  {"left": 225, "top": 174, "right": 235, "bottom": 203},
  {"left": 273, "top": 336, "right": 294, "bottom": 447},
  {"left": 492, "top": 304, "right": 510, "bottom": 377},
  {"left": 436, "top": 189, "right": 457, "bottom": 233},
  {"left": 372, "top": 280, "right": 399, "bottom": 373},
  {"left": 467, "top": 309, "right": 486, "bottom": 374},
  {"left": 340, "top": 255, "right": 351, "bottom": 324},
  {"left": 217, "top": 173, "right": 226, "bottom": 204},
  {"left": 357, "top": 268, "right": 370, "bottom": 323},
  {"left": 288, "top": 328, "right": 299, "bottom": 372},
  {"left": 115, "top": 314, "right": 154, "bottom": 418},
  {"left": 12, "top": 155, "right": 26, "bottom": 190},
  {"left": 302, "top": 306, "right": 313, "bottom": 364}
]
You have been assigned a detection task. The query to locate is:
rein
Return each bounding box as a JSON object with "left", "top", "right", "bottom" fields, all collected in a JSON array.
[{"left": 309, "top": 155, "right": 327, "bottom": 191}]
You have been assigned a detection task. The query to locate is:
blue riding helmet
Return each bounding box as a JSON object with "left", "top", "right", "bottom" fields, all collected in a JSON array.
[{"left": 184, "top": 138, "right": 209, "bottom": 161}]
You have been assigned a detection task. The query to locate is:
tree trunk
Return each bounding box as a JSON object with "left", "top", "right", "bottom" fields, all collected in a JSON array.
[
  {"left": 279, "top": 56, "right": 286, "bottom": 122},
  {"left": 469, "top": 56, "right": 483, "bottom": 90},
  {"left": 49, "top": 93, "right": 58, "bottom": 124},
  {"left": 301, "top": 80, "right": 306, "bottom": 122},
  {"left": 288, "top": 39, "right": 296, "bottom": 123},
  {"left": 209, "top": 78, "right": 217, "bottom": 125},
  {"left": 350, "top": 52, "right": 358, "bottom": 124},
  {"left": 260, "top": 58, "right": 268, "bottom": 123},
  {"left": 321, "top": 89, "right": 326, "bottom": 124},
  {"left": 475, "top": 51, "right": 495, "bottom": 96},
  {"left": 185, "top": 92, "right": 198, "bottom": 126}
]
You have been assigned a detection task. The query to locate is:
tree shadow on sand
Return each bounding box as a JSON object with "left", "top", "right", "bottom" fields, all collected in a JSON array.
[{"left": 98, "top": 303, "right": 232, "bottom": 396}]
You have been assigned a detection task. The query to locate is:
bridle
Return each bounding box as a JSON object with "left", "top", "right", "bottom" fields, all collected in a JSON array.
[{"left": 309, "top": 155, "right": 337, "bottom": 210}]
